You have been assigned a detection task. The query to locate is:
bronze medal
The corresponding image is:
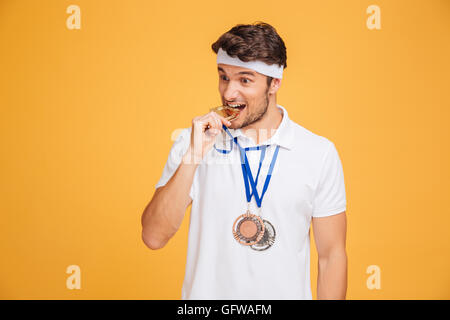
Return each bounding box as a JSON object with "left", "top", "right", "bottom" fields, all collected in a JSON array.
[
  {"left": 250, "top": 219, "right": 276, "bottom": 251},
  {"left": 232, "top": 210, "right": 265, "bottom": 246}
]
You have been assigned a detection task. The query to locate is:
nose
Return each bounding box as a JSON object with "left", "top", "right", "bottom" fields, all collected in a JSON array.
[{"left": 222, "top": 80, "right": 240, "bottom": 102}]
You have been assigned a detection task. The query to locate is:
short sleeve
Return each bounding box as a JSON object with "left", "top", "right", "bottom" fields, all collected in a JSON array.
[
  {"left": 312, "top": 141, "right": 347, "bottom": 217},
  {"left": 155, "top": 127, "right": 196, "bottom": 200}
]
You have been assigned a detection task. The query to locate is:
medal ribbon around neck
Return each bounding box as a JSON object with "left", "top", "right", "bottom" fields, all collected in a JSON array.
[
  {"left": 214, "top": 124, "right": 280, "bottom": 249},
  {"left": 214, "top": 137, "right": 265, "bottom": 201},
  {"left": 214, "top": 124, "right": 280, "bottom": 207}
]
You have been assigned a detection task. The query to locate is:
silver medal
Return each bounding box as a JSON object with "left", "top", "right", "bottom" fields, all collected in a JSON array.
[{"left": 250, "top": 219, "right": 276, "bottom": 251}]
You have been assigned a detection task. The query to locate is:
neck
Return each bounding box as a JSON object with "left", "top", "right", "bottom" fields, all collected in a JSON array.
[{"left": 242, "top": 100, "right": 283, "bottom": 145}]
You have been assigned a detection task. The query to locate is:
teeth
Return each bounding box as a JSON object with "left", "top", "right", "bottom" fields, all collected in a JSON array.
[{"left": 227, "top": 103, "right": 245, "bottom": 108}]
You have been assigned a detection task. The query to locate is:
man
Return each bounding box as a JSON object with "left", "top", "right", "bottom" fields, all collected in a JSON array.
[{"left": 141, "top": 22, "right": 347, "bottom": 300}]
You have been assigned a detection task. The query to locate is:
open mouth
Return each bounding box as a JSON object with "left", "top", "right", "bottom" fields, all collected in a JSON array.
[
  {"left": 224, "top": 103, "right": 246, "bottom": 120},
  {"left": 226, "top": 102, "right": 246, "bottom": 110}
]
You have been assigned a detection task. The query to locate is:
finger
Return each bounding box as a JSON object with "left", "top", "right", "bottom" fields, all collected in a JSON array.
[
  {"left": 202, "top": 115, "right": 219, "bottom": 131},
  {"left": 201, "top": 113, "right": 219, "bottom": 131},
  {"left": 210, "top": 111, "right": 231, "bottom": 128},
  {"left": 193, "top": 117, "right": 213, "bottom": 133},
  {"left": 210, "top": 113, "right": 222, "bottom": 130},
  {"left": 217, "top": 113, "right": 233, "bottom": 127},
  {"left": 197, "top": 112, "right": 231, "bottom": 131},
  {"left": 206, "top": 127, "right": 220, "bottom": 136},
  {"left": 225, "top": 114, "right": 238, "bottom": 122},
  {"left": 208, "top": 111, "right": 231, "bottom": 127}
]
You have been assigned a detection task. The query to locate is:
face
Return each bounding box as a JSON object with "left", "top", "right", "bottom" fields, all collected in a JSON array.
[{"left": 217, "top": 64, "right": 275, "bottom": 129}]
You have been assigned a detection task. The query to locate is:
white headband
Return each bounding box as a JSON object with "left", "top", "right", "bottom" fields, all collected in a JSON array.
[{"left": 216, "top": 47, "right": 284, "bottom": 79}]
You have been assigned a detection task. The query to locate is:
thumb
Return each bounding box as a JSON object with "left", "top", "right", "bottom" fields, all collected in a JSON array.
[{"left": 207, "top": 128, "right": 221, "bottom": 136}]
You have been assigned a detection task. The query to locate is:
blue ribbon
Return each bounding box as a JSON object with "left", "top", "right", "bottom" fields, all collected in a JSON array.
[{"left": 214, "top": 124, "right": 280, "bottom": 208}]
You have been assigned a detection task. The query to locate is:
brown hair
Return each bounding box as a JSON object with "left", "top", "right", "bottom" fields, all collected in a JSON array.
[{"left": 211, "top": 21, "right": 287, "bottom": 86}]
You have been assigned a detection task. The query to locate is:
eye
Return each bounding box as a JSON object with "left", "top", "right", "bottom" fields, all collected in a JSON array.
[
  {"left": 220, "top": 75, "right": 229, "bottom": 81},
  {"left": 241, "top": 78, "right": 251, "bottom": 84}
]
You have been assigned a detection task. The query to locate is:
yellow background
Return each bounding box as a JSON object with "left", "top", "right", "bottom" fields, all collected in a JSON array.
[{"left": 1, "top": 0, "right": 449, "bottom": 299}]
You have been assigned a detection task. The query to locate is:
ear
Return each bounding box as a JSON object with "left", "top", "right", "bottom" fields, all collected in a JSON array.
[{"left": 268, "top": 78, "right": 282, "bottom": 95}]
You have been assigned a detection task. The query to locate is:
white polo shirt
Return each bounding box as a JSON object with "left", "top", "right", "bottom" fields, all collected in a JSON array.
[{"left": 155, "top": 105, "right": 347, "bottom": 300}]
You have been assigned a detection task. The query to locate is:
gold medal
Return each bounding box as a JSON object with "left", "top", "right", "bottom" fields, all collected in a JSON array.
[
  {"left": 232, "top": 210, "right": 265, "bottom": 246},
  {"left": 210, "top": 105, "right": 241, "bottom": 121}
]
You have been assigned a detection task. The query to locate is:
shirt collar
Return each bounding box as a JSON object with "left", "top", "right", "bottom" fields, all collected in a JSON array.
[{"left": 220, "top": 104, "right": 295, "bottom": 150}]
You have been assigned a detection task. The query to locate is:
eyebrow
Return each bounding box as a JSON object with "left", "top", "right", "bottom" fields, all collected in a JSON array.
[{"left": 218, "top": 66, "right": 256, "bottom": 77}]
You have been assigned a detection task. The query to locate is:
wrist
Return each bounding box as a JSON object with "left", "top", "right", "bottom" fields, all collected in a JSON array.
[{"left": 182, "top": 145, "right": 201, "bottom": 166}]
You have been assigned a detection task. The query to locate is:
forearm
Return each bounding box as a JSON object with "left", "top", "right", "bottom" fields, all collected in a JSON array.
[
  {"left": 317, "top": 251, "right": 347, "bottom": 299},
  {"left": 141, "top": 147, "right": 198, "bottom": 249}
]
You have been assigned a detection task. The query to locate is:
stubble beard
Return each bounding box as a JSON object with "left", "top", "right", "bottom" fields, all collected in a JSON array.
[{"left": 237, "top": 91, "right": 270, "bottom": 130}]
